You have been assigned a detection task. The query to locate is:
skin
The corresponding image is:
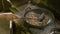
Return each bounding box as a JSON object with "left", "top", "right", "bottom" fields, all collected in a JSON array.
[{"left": 0, "top": 13, "right": 21, "bottom": 21}]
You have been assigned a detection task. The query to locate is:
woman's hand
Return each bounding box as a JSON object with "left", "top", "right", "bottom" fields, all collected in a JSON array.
[{"left": 0, "top": 13, "right": 21, "bottom": 21}]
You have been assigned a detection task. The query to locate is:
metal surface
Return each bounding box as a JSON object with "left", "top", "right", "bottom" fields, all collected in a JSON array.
[
  {"left": 12, "top": 4, "right": 54, "bottom": 34},
  {"left": 24, "top": 9, "right": 54, "bottom": 27}
]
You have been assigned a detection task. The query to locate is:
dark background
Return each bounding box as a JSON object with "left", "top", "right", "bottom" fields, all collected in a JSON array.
[{"left": 0, "top": 0, "right": 60, "bottom": 20}]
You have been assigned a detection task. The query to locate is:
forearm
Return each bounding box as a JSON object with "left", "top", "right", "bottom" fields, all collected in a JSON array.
[
  {"left": 0, "top": 13, "right": 14, "bottom": 20},
  {"left": 0, "top": 13, "right": 21, "bottom": 20}
]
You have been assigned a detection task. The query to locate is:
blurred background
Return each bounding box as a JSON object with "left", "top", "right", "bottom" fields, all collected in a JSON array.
[
  {"left": 0, "top": 0, "right": 60, "bottom": 20},
  {"left": 0, "top": 0, "right": 60, "bottom": 34}
]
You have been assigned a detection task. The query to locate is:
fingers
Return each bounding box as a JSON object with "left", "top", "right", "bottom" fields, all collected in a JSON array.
[
  {"left": 6, "top": 13, "right": 22, "bottom": 21},
  {"left": 12, "top": 14, "right": 22, "bottom": 20}
]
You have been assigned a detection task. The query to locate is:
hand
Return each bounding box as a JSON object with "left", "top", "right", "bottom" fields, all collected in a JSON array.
[{"left": 0, "top": 13, "right": 21, "bottom": 21}]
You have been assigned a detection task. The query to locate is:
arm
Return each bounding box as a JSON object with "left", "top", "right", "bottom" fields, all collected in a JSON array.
[{"left": 0, "top": 13, "right": 21, "bottom": 21}]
